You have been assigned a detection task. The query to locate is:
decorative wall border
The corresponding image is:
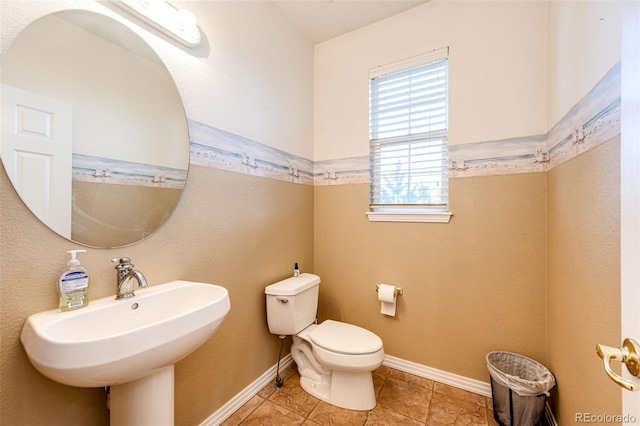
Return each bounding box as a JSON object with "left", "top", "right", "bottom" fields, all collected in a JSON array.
[
  {"left": 72, "top": 154, "right": 187, "bottom": 189},
  {"left": 313, "top": 156, "right": 370, "bottom": 186},
  {"left": 189, "top": 120, "right": 315, "bottom": 185},
  {"left": 448, "top": 62, "right": 620, "bottom": 179},
  {"left": 448, "top": 134, "right": 549, "bottom": 178},
  {"left": 189, "top": 63, "right": 621, "bottom": 186},
  {"left": 546, "top": 62, "right": 621, "bottom": 169}
]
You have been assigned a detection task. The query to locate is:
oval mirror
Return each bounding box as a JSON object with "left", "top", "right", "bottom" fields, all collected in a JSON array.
[{"left": 1, "top": 10, "right": 190, "bottom": 248}]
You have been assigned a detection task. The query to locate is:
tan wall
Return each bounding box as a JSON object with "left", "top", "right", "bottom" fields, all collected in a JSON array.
[
  {"left": 547, "top": 139, "right": 621, "bottom": 424},
  {"left": 0, "top": 165, "right": 313, "bottom": 426},
  {"left": 314, "top": 172, "right": 548, "bottom": 381}
]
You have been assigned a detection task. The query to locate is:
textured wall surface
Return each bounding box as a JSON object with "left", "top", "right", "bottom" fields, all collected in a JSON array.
[
  {"left": 314, "top": 173, "right": 548, "bottom": 382},
  {"left": 1, "top": 165, "right": 314, "bottom": 425},
  {"left": 547, "top": 139, "right": 621, "bottom": 424}
]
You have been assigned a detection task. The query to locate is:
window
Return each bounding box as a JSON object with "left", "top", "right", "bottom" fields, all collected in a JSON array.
[{"left": 367, "top": 48, "right": 451, "bottom": 223}]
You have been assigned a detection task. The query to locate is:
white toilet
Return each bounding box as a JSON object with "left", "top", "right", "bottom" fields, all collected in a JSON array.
[{"left": 265, "top": 273, "right": 384, "bottom": 411}]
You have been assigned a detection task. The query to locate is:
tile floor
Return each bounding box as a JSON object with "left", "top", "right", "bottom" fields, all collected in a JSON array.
[{"left": 221, "top": 363, "right": 504, "bottom": 425}]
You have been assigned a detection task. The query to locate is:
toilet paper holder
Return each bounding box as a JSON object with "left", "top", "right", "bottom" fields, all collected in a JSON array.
[{"left": 376, "top": 284, "right": 403, "bottom": 295}]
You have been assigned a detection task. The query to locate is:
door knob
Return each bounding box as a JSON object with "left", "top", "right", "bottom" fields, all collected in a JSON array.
[{"left": 596, "top": 338, "right": 640, "bottom": 391}]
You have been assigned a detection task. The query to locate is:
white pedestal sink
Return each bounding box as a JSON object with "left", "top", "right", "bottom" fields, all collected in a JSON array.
[{"left": 20, "top": 280, "right": 231, "bottom": 425}]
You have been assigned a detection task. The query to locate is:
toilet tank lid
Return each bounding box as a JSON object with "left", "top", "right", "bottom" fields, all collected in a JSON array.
[{"left": 265, "top": 273, "right": 320, "bottom": 296}]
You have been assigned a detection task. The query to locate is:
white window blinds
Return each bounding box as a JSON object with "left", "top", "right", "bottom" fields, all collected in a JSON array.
[{"left": 369, "top": 48, "right": 449, "bottom": 212}]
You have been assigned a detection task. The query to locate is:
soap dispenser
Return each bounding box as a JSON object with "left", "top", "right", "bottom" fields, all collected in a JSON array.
[
  {"left": 294, "top": 262, "right": 300, "bottom": 278},
  {"left": 58, "top": 249, "right": 90, "bottom": 312}
]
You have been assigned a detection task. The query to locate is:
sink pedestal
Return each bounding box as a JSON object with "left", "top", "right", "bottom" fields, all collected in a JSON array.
[{"left": 110, "top": 366, "right": 174, "bottom": 426}]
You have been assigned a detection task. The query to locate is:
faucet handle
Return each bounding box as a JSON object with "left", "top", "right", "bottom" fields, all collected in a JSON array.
[{"left": 112, "top": 257, "right": 133, "bottom": 270}]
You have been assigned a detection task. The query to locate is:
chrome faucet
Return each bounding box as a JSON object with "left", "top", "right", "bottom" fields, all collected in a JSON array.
[{"left": 111, "top": 257, "right": 148, "bottom": 300}]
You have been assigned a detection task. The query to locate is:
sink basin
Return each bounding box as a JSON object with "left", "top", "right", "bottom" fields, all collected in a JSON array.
[{"left": 21, "top": 280, "right": 230, "bottom": 388}]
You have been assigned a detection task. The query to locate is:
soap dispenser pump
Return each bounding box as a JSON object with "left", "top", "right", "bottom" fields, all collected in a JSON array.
[{"left": 57, "top": 249, "right": 90, "bottom": 312}]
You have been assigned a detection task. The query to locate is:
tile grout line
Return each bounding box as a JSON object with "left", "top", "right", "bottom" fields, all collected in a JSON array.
[{"left": 233, "top": 364, "right": 497, "bottom": 425}]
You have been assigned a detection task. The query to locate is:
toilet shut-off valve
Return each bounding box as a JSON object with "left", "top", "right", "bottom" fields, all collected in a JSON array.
[{"left": 596, "top": 338, "right": 640, "bottom": 391}]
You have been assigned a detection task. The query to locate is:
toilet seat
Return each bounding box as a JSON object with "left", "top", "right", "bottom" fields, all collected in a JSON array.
[{"left": 309, "top": 320, "right": 383, "bottom": 355}]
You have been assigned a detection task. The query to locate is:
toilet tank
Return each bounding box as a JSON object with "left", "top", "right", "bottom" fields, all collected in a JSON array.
[{"left": 265, "top": 273, "right": 320, "bottom": 335}]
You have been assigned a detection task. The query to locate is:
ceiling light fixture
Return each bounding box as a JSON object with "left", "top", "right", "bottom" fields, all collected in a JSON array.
[{"left": 112, "top": 0, "right": 201, "bottom": 48}]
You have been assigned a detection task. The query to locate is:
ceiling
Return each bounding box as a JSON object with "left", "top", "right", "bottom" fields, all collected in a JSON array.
[{"left": 273, "top": 0, "right": 429, "bottom": 44}]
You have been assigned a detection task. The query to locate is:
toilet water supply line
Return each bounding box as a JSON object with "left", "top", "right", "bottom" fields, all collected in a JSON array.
[{"left": 275, "top": 336, "right": 286, "bottom": 388}]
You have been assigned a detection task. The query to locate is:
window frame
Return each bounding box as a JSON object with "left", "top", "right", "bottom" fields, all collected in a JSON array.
[{"left": 367, "top": 48, "right": 452, "bottom": 223}]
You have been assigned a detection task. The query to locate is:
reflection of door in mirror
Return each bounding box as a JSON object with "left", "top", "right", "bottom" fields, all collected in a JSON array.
[{"left": 1, "top": 84, "right": 73, "bottom": 238}]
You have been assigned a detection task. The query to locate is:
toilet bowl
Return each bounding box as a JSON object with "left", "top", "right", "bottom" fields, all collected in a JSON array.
[
  {"left": 291, "top": 320, "right": 384, "bottom": 410},
  {"left": 265, "top": 273, "right": 384, "bottom": 411}
]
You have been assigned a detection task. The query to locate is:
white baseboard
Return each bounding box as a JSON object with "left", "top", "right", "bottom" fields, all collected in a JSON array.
[
  {"left": 382, "top": 354, "right": 493, "bottom": 397},
  {"left": 201, "top": 353, "right": 558, "bottom": 426},
  {"left": 200, "top": 354, "right": 294, "bottom": 426}
]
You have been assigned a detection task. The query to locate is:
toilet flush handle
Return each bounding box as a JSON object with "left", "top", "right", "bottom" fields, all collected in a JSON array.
[{"left": 276, "top": 297, "right": 289, "bottom": 304}]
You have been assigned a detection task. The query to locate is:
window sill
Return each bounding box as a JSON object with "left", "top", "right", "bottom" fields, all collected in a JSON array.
[{"left": 365, "top": 211, "right": 452, "bottom": 223}]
